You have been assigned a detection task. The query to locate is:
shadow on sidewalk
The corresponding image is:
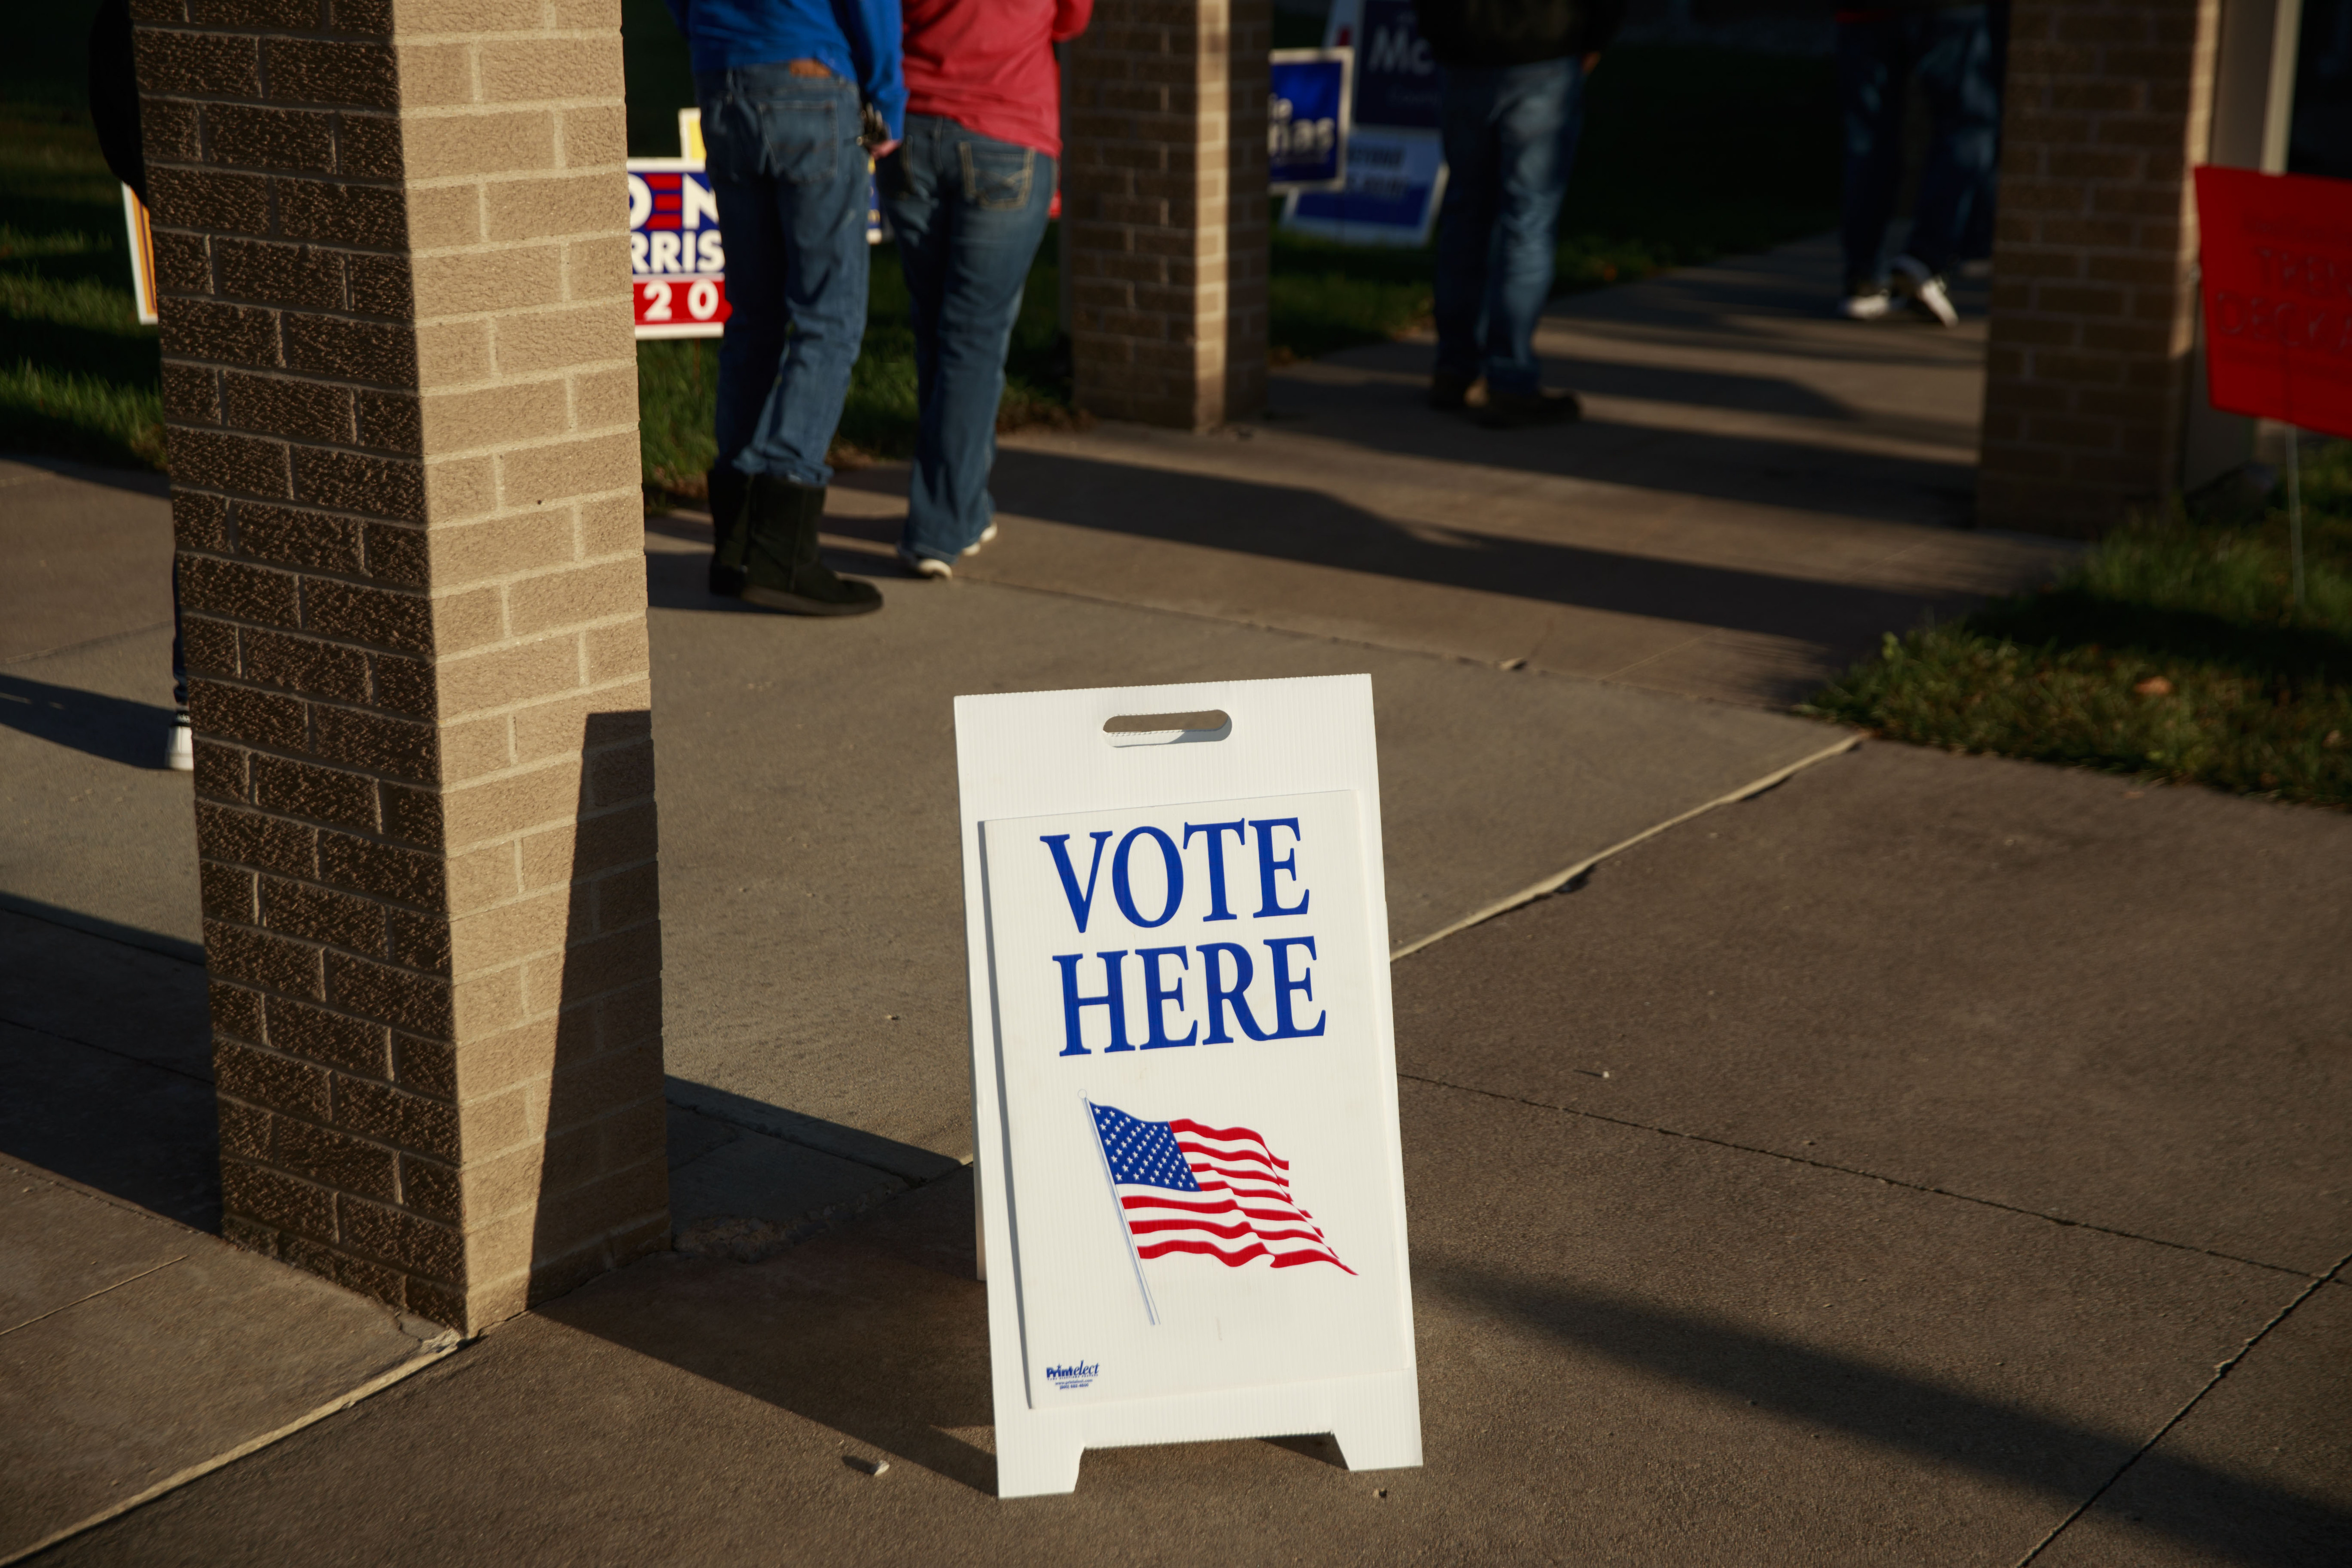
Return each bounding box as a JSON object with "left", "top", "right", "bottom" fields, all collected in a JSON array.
[
  {"left": 0, "top": 902, "right": 219, "bottom": 1230},
  {"left": 0, "top": 672, "right": 177, "bottom": 771},
  {"left": 1430, "top": 1264, "right": 2352, "bottom": 1567},
  {"left": 982, "top": 451, "right": 1986, "bottom": 639},
  {"left": 536, "top": 1165, "right": 1003, "bottom": 1495}
]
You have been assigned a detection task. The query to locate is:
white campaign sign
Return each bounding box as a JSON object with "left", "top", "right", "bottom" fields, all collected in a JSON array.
[{"left": 955, "top": 676, "right": 1422, "bottom": 1497}]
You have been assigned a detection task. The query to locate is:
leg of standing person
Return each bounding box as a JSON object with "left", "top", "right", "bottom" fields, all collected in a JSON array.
[
  {"left": 1838, "top": 15, "right": 1909, "bottom": 318},
  {"left": 1432, "top": 65, "right": 1504, "bottom": 411},
  {"left": 699, "top": 62, "right": 882, "bottom": 616},
  {"left": 165, "top": 562, "right": 191, "bottom": 769},
  {"left": 1958, "top": 0, "right": 2009, "bottom": 271},
  {"left": 700, "top": 77, "right": 787, "bottom": 598},
  {"left": 883, "top": 115, "right": 1055, "bottom": 576},
  {"left": 1893, "top": 4, "right": 1999, "bottom": 326},
  {"left": 1474, "top": 54, "right": 1585, "bottom": 428}
]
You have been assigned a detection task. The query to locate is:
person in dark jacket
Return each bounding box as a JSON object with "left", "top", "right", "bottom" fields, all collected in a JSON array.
[{"left": 1415, "top": 0, "right": 1623, "bottom": 428}]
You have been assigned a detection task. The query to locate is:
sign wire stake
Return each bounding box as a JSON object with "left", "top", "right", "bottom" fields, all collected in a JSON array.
[
  {"left": 2287, "top": 428, "right": 2306, "bottom": 611},
  {"left": 1085, "top": 1098, "right": 1160, "bottom": 1327}
]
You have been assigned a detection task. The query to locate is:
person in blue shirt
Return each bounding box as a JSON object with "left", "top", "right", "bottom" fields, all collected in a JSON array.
[{"left": 667, "top": 0, "right": 906, "bottom": 615}]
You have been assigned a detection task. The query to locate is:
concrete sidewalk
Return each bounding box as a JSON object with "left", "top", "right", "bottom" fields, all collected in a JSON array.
[
  {"left": 31, "top": 748, "right": 2352, "bottom": 1567},
  {"left": 5, "top": 238, "right": 2346, "bottom": 1563}
]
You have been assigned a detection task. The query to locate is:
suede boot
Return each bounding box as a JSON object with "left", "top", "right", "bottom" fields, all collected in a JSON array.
[
  {"left": 739, "top": 473, "right": 883, "bottom": 616},
  {"left": 707, "top": 463, "right": 751, "bottom": 597}
]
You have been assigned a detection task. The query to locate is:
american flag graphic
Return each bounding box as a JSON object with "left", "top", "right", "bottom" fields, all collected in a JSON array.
[{"left": 1087, "top": 1102, "right": 1353, "bottom": 1280}]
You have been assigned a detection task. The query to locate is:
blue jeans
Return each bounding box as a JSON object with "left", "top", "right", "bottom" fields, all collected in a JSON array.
[
  {"left": 1839, "top": 7, "right": 2001, "bottom": 287},
  {"left": 1434, "top": 57, "right": 1587, "bottom": 397},
  {"left": 880, "top": 115, "right": 1056, "bottom": 563},
  {"left": 697, "top": 66, "right": 872, "bottom": 486}
]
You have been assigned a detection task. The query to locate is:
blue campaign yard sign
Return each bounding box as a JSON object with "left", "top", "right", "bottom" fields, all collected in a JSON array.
[
  {"left": 1349, "top": 0, "right": 1440, "bottom": 132},
  {"left": 1269, "top": 48, "right": 1351, "bottom": 191},
  {"left": 1282, "top": 0, "right": 1445, "bottom": 247}
]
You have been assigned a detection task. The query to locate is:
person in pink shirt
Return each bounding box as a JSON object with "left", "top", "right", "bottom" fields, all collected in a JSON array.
[{"left": 882, "top": 0, "right": 1093, "bottom": 577}]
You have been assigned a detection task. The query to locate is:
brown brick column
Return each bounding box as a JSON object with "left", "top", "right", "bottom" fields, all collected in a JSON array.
[
  {"left": 1064, "top": 0, "right": 1270, "bottom": 429},
  {"left": 1977, "top": 0, "right": 2224, "bottom": 537},
  {"left": 135, "top": 0, "right": 667, "bottom": 1331}
]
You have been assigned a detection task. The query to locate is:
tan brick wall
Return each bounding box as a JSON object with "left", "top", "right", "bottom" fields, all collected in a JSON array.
[
  {"left": 1978, "top": 0, "right": 2223, "bottom": 537},
  {"left": 1066, "top": 0, "right": 1270, "bottom": 429},
  {"left": 137, "top": 0, "right": 664, "bottom": 1331}
]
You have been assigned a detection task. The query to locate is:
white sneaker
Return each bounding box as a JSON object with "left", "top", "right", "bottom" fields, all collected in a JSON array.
[
  {"left": 896, "top": 545, "right": 953, "bottom": 580},
  {"left": 1840, "top": 287, "right": 1893, "bottom": 321},
  {"left": 166, "top": 708, "right": 194, "bottom": 772},
  {"left": 1892, "top": 255, "right": 1959, "bottom": 326},
  {"left": 960, "top": 522, "right": 998, "bottom": 558}
]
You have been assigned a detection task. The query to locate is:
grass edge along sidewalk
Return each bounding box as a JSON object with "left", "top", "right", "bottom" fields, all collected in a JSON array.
[{"left": 1804, "top": 448, "right": 2352, "bottom": 812}]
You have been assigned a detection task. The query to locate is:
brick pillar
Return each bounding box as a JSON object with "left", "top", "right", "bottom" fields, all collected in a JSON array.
[
  {"left": 1977, "top": 0, "right": 2224, "bottom": 537},
  {"left": 1065, "top": 0, "right": 1270, "bottom": 429},
  {"left": 135, "top": 0, "right": 668, "bottom": 1331}
]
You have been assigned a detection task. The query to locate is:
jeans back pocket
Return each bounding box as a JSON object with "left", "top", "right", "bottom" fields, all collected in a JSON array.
[
  {"left": 755, "top": 97, "right": 843, "bottom": 186},
  {"left": 958, "top": 141, "right": 1035, "bottom": 211}
]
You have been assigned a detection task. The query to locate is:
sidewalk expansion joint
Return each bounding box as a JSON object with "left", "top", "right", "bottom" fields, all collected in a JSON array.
[
  {"left": 0, "top": 1256, "right": 187, "bottom": 1340},
  {"left": 663, "top": 1095, "right": 938, "bottom": 1188},
  {"left": 1398, "top": 1070, "right": 2313, "bottom": 1281},
  {"left": 2013, "top": 1250, "right": 2352, "bottom": 1568},
  {"left": 1389, "top": 732, "right": 1863, "bottom": 962},
  {"left": 0, "top": 1012, "right": 215, "bottom": 1089},
  {"left": 0, "top": 617, "right": 176, "bottom": 670},
  {"left": 0, "top": 899, "right": 206, "bottom": 966},
  {"left": 0, "top": 1327, "right": 465, "bottom": 1567}
]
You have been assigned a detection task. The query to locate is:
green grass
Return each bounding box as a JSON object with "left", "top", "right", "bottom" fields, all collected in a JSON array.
[
  {"left": 0, "top": 103, "right": 165, "bottom": 470},
  {"left": 1803, "top": 450, "right": 2352, "bottom": 809}
]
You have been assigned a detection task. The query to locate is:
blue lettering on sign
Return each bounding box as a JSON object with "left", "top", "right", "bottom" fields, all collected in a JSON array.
[
  {"left": 1046, "top": 1361, "right": 1099, "bottom": 1389},
  {"left": 1200, "top": 941, "right": 1270, "bottom": 1043},
  {"left": 1269, "top": 56, "right": 1347, "bottom": 188},
  {"left": 628, "top": 171, "right": 726, "bottom": 276},
  {"left": 1353, "top": 0, "right": 1441, "bottom": 131},
  {"left": 1112, "top": 827, "right": 1184, "bottom": 928},
  {"left": 1042, "top": 831, "right": 1113, "bottom": 932},
  {"left": 1044, "top": 816, "right": 1331, "bottom": 1056}
]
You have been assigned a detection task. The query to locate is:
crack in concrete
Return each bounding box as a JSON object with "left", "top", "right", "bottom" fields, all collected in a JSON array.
[
  {"left": 0, "top": 1255, "right": 186, "bottom": 1340},
  {"left": 2014, "top": 1253, "right": 2352, "bottom": 1567},
  {"left": 0, "top": 1012, "right": 214, "bottom": 1088},
  {"left": 1398, "top": 1070, "right": 2313, "bottom": 1280},
  {"left": 1387, "top": 731, "right": 1863, "bottom": 961}
]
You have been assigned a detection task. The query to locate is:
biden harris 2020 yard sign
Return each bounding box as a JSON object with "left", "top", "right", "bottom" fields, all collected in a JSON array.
[{"left": 955, "top": 676, "right": 1422, "bottom": 1497}]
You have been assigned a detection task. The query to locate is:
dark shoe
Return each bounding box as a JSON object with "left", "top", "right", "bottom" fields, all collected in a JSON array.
[
  {"left": 1478, "top": 388, "right": 1582, "bottom": 430},
  {"left": 707, "top": 464, "right": 750, "bottom": 597},
  {"left": 1429, "top": 371, "right": 1476, "bottom": 411},
  {"left": 739, "top": 474, "right": 882, "bottom": 617}
]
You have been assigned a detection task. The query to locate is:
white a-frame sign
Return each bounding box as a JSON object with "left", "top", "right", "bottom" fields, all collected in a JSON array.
[{"left": 954, "top": 675, "right": 1422, "bottom": 1497}]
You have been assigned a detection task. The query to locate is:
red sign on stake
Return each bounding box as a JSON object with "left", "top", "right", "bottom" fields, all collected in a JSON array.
[{"left": 2193, "top": 165, "right": 2352, "bottom": 440}]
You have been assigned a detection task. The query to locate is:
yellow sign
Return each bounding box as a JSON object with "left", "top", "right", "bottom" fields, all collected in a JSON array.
[{"left": 121, "top": 185, "right": 158, "bottom": 326}]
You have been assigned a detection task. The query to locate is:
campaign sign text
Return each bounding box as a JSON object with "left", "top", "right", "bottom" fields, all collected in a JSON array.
[
  {"left": 955, "top": 677, "right": 1422, "bottom": 1497},
  {"left": 1350, "top": 0, "right": 1440, "bottom": 131},
  {"left": 628, "top": 113, "right": 888, "bottom": 342},
  {"left": 628, "top": 160, "right": 731, "bottom": 339},
  {"left": 1269, "top": 49, "right": 1351, "bottom": 191},
  {"left": 2194, "top": 165, "right": 2352, "bottom": 439},
  {"left": 1285, "top": 1, "right": 1444, "bottom": 246},
  {"left": 1284, "top": 128, "right": 1446, "bottom": 247}
]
